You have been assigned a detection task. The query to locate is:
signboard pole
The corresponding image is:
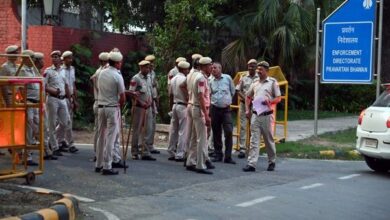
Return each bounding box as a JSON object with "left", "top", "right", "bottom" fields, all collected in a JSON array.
[
  {"left": 376, "top": 0, "right": 383, "bottom": 98},
  {"left": 314, "top": 8, "right": 321, "bottom": 137}
]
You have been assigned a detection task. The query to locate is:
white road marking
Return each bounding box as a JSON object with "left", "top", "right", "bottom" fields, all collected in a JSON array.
[
  {"left": 17, "top": 185, "right": 95, "bottom": 202},
  {"left": 89, "top": 207, "right": 121, "bottom": 220},
  {"left": 235, "top": 196, "right": 275, "bottom": 207},
  {"left": 300, "top": 183, "right": 324, "bottom": 190},
  {"left": 338, "top": 174, "right": 361, "bottom": 180}
]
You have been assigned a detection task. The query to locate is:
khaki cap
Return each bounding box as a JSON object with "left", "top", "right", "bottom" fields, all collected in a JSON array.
[
  {"left": 199, "top": 57, "right": 212, "bottom": 65},
  {"left": 257, "top": 61, "right": 270, "bottom": 68},
  {"left": 5, "top": 45, "right": 19, "bottom": 54},
  {"left": 247, "top": 59, "right": 257, "bottom": 65},
  {"left": 145, "top": 55, "right": 156, "bottom": 61},
  {"left": 178, "top": 61, "right": 190, "bottom": 69},
  {"left": 22, "top": 50, "right": 34, "bottom": 57},
  {"left": 62, "top": 50, "right": 73, "bottom": 58},
  {"left": 109, "top": 51, "right": 123, "bottom": 62},
  {"left": 175, "top": 57, "right": 186, "bottom": 63},
  {"left": 50, "top": 50, "right": 61, "bottom": 56},
  {"left": 34, "top": 52, "right": 44, "bottom": 59},
  {"left": 98, "top": 52, "right": 109, "bottom": 61},
  {"left": 138, "top": 60, "right": 150, "bottom": 66},
  {"left": 191, "top": 54, "right": 202, "bottom": 60}
]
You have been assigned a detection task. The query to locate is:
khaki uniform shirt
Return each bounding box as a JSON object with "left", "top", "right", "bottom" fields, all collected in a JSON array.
[
  {"left": 186, "top": 69, "right": 200, "bottom": 105},
  {"left": 97, "top": 66, "right": 125, "bottom": 106},
  {"left": 20, "top": 66, "right": 40, "bottom": 100},
  {"left": 129, "top": 72, "right": 153, "bottom": 104},
  {"left": 170, "top": 72, "right": 187, "bottom": 104},
  {"left": 246, "top": 76, "right": 281, "bottom": 111},
  {"left": 0, "top": 61, "right": 18, "bottom": 77},
  {"left": 190, "top": 71, "right": 210, "bottom": 107},
  {"left": 236, "top": 72, "right": 259, "bottom": 100},
  {"left": 168, "top": 66, "right": 179, "bottom": 92},
  {"left": 44, "top": 65, "right": 67, "bottom": 97},
  {"left": 60, "top": 65, "right": 76, "bottom": 96}
]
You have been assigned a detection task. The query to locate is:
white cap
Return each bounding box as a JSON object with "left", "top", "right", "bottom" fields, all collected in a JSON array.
[
  {"left": 138, "top": 60, "right": 150, "bottom": 66},
  {"left": 145, "top": 55, "right": 156, "bottom": 61},
  {"left": 62, "top": 50, "right": 73, "bottom": 58},
  {"left": 175, "top": 57, "right": 186, "bottom": 63},
  {"left": 34, "top": 52, "right": 44, "bottom": 59},
  {"left": 98, "top": 52, "right": 109, "bottom": 61},
  {"left": 199, "top": 57, "right": 212, "bottom": 65},
  {"left": 191, "top": 53, "right": 202, "bottom": 60},
  {"left": 5, "top": 45, "right": 19, "bottom": 54},
  {"left": 22, "top": 50, "right": 34, "bottom": 57},
  {"left": 109, "top": 51, "right": 123, "bottom": 62},
  {"left": 50, "top": 50, "right": 61, "bottom": 56},
  {"left": 178, "top": 61, "right": 190, "bottom": 69},
  {"left": 247, "top": 59, "right": 257, "bottom": 65}
]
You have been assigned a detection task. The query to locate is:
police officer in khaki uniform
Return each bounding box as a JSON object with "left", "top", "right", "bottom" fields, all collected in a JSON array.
[
  {"left": 0, "top": 45, "right": 19, "bottom": 107},
  {"left": 127, "top": 60, "right": 156, "bottom": 161},
  {"left": 168, "top": 57, "right": 187, "bottom": 95},
  {"left": 19, "top": 50, "right": 39, "bottom": 165},
  {"left": 236, "top": 59, "right": 259, "bottom": 158},
  {"left": 243, "top": 61, "right": 281, "bottom": 172},
  {"left": 95, "top": 51, "right": 126, "bottom": 175},
  {"left": 91, "top": 52, "right": 109, "bottom": 158},
  {"left": 33, "top": 52, "right": 57, "bottom": 160},
  {"left": 44, "top": 50, "right": 70, "bottom": 157},
  {"left": 144, "top": 55, "right": 160, "bottom": 154},
  {"left": 186, "top": 57, "right": 213, "bottom": 174},
  {"left": 56, "top": 51, "right": 78, "bottom": 153},
  {"left": 167, "top": 61, "right": 190, "bottom": 161}
]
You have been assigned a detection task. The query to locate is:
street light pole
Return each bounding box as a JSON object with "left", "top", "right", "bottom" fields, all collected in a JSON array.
[{"left": 21, "top": 0, "right": 27, "bottom": 50}]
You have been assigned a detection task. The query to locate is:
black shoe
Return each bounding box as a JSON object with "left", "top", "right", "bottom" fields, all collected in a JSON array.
[
  {"left": 141, "top": 155, "right": 156, "bottom": 161},
  {"left": 242, "top": 165, "right": 256, "bottom": 172},
  {"left": 267, "top": 162, "right": 275, "bottom": 171},
  {"left": 196, "top": 169, "right": 213, "bottom": 175},
  {"left": 224, "top": 157, "right": 236, "bottom": 164},
  {"left": 132, "top": 155, "right": 140, "bottom": 160},
  {"left": 43, "top": 155, "right": 58, "bottom": 160},
  {"left": 238, "top": 151, "right": 246, "bottom": 159},
  {"left": 69, "top": 146, "right": 79, "bottom": 153},
  {"left": 27, "top": 160, "right": 38, "bottom": 166},
  {"left": 59, "top": 147, "right": 69, "bottom": 152},
  {"left": 168, "top": 156, "right": 175, "bottom": 161},
  {"left": 175, "top": 158, "right": 185, "bottom": 162},
  {"left": 112, "top": 161, "right": 128, "bottom": 168},
  {"left": 59, "top": 141, "right": 69, "bottom": 148},
  {"left": 208, "top": 151, "right": 216, "bottom": 157},
  {"left": 211, "top": 157, "right": 222, "bottom": 162},
  {"left": 53, "top": 150, "right": 63, "bottom": 156},
  {"left": 102, "top": 169, "right": 119, "bottom": 175},
  {"left": 150, "top": 150, "right": 160, "bottom": 154},
  {"left": 95, "top": 167, "right": 103, "bottom": 173},
  {"left": 186, "top": 165, "right": 197, "bottom": 171},
  {"left": 205, "top": 160, "right": 215, "bottom": 169}
]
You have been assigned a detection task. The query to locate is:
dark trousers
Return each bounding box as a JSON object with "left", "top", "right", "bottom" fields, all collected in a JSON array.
[{"left": 211, "top": 105, "right": 233, "bottom": 159}]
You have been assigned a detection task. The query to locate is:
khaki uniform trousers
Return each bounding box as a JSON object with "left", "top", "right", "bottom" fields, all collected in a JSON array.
[
  {"left": 247, "top": 114, "right": 276, "bottom": 167},
  {"left": 56, "top": 98, "right": 74, "bottom": 145},
  {"left": 186, "top": 106, "right": 208, "bottom": 170},
  {"left": 167, "top": 104, "right": 188, "bottom": 159},
  {"left": 96, "top": 106, "right": 120, "bottom": 169},
  {"left": 131, "top": 106, "right": 152, "bottom": 156},
  {"left": 238, "top": 102, "right": 248, "bottom": 151},
  {"left": 93, "top": 103, "right": 122, "bottom": 162},
  {"left": 46, "top": 96, "right": 70, "bottom": 151},
  {"left": 145, "top": 107, "right": 156, "bottom": 151}
]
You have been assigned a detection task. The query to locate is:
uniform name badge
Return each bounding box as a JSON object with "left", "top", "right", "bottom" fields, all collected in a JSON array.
[{"left": 252, "top": 97, "right": 270, "bottom": 115}]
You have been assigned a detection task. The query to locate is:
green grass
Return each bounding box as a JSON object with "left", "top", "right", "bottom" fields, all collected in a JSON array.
[
  {"left": 276, "top": 110, "right": 356, "bottom": 121},
  {"left": 275, "top": 128, "right": 362, "bottom": 160}
]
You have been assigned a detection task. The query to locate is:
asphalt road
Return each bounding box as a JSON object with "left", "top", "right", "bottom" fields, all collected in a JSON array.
[{"left": 2, "top": 145, "right": 389, "bottom": 220}]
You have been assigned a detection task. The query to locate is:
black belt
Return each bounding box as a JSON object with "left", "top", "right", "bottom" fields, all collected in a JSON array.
[
  {"left": 252, "top": 110, "right": 273, "bottom": 116},
  {"left": 212, "top": 105, "right": 230, "bottom": 110},
  {"left": 98, "top": 105, "right": 118, "bottom": 108},
  {"left": 174, "top": 102, "right": 187, "bottom": 106},
  {"left": 49, "top": 94, "right": 65, "bottom": 100},
  {"left": 27, "top": 98, "right": 39, "bottom": 103}
]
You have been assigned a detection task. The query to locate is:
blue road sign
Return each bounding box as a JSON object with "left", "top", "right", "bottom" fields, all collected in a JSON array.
[{"left": 322, "top": 0, "right": 375, "bottom": 84}]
